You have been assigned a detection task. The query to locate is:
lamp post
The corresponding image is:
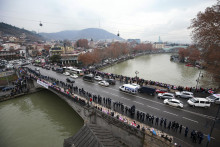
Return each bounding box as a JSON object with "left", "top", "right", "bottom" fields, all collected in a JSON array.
[
  {"left": 135, "top": 71, "right": 139, "bottom": 79},
  {"left": 196, "top": 70, "right": 203, "bottom": 91}
]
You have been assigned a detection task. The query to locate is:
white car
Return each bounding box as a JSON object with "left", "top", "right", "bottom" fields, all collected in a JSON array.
[
  {"left": 158, "top": 93, "right": 175, "bottom": 99},
  {"left": 94, "top": 76, "right": 102, "bottom": 81},
  {"left": 70, "top": 74, "right": 78, "bottom": 79},
  {"left": 175, "top": 91, "right": 194, "bottom": 99},
  {"left": 98, "top": 81, "right": 109, "bottom": 87},
  {"left": 131, "top": 83, "right": 140, "bottom": 89},
  {"left": 35, "top": 68, "right": 40, "bottom": 71},
  {"left": 63, "top": 72, "right": 70, "bottom": 76},
  {"left": 206, "top": 94, "right": 220, "bottom": 104},
  {"left": 164, "top": 99, "right": 183, "bottom": 108},
  {"left": 187, "top": 97, "right": 211, "bottom": 108}
]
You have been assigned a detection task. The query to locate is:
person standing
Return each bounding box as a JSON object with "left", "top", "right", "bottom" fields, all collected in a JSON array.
[
  {"left": 185, "top": 127, "right": 189, "bottom": 137},
  {"left": 179, "top": 125, "right": 182, "bottom": 133}
]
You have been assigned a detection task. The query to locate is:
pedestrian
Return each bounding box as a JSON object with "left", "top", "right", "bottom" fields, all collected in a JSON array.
[
  {"left": 168, "top": 121, "right": 171, "bottom": 130},
  {"left": 198, "top": 132, "right": 204, "bottom": 144},
  {"left": 185, "top": 127, "right": 189, "bottom": 137},
  {"left": 164, "top": 119, "right": 167, "bottom": 128},
  {"left": 179, "top": 125, "right": 182, "bottom": 133},
  {"left": 155, "top": 117, "right": 159, "bottom": 125}
]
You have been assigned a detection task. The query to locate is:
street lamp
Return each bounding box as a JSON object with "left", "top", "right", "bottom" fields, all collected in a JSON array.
[
  {"left": 135, "top": 71, "right": 139, "bottom": 79},
  {"left": 196, "top": 70, "right": 203, "bottom": 91}
]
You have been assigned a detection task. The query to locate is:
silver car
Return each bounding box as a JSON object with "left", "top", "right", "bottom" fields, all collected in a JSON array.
[{"left": 158, "top": 93, "right": 175, "bottom": 99}]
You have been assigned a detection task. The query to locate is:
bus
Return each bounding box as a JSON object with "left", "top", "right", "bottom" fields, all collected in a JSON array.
[
  {"left": 70, "top": 68, "right": 84, "bottom": 76},
  {"left": 63, "top": 66, "right": 84, "bottom": 76}
]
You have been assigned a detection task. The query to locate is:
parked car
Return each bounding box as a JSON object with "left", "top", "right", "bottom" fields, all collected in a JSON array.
[
  {"left": 175, "top": 91, "right": 194, "bottom": 99},
  {"left": 83, "top": 74, "right": 94, "bottom": 82},
  {"left": 66, "top": 78, "right": 75, "bottom": 83},
  {"left": 35, "top": 68, "right": 40, "bottom": 71},
  {"left": 206, "top": 94, "right": 220, "bottom": 104},
  {"left": 2, "top": 86, "right": 15, "bottom": 92},
  {"left": 45, "top": 65, "right": 51, "bottom": 70},
  {"left": 138, "top": 86, "right": 156, "bottom": 95},
  {"left": 131, "top": 83, "right": 140, "bottom": 89},
  {"left": 63, "top": 72, "right": 70, "bottom": 76},
  {"left": 158, "top": 93, "right": 175, "bottom": 99},
  {"left": 98, "top": 81, "right": 109, "bottom": 87},
  {"left": 105, "top": 79, "right": 116, "bottom": 85},
  {"left": 156, "top": 89, "right": 168, "bottom": 93},
  {"left": 164, "top": 99, "right": 183, "bottom": 108},
  {"left": 70, "top": 74, "right": 78, "bottom": 79},
  {"left": 94, "top": 76, "right": 102, "bottom": 81},
  {"left": 187, "top": 97, "right": 211, "bottom": 108}
]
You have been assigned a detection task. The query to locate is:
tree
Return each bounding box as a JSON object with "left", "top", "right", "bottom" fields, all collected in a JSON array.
[
  {"left": 178, "top": 48, "right": 189, "bottom": 63},
  {"left": 50, "top": 55, "right": 61, "bottom": 63},
  {"left": 75, "top": 39, "right": 89, "bottom": 49},
  {"left": 189, "top": 1, "right": 220, "bottom": 86},
  {"left": 187, "top": 45, "right": 201, "bottom": 65}
]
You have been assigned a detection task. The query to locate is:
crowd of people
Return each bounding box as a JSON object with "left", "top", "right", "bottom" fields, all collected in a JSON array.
[
  {"left": 15, "top": 66, "right": 207, "bottom": 146},
  {"left": 84, "top": 69, "right": 217, "bottom": 94}
]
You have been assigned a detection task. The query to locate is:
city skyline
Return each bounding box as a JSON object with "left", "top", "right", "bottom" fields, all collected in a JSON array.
[{"left": 0, "top": 0, "right": 217, "bottom": 43}]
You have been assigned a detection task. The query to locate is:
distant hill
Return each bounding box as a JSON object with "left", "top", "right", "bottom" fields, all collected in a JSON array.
[
  {"left": 0, "top": 22, "right": 44, "bottom": 42},
  {"left": 40, "top": 28, "right": 124, "bottom": 41}
]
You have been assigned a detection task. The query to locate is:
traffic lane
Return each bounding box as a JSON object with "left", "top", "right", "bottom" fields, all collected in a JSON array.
[
  {"left": 27, "top": 66, "right": 219, "bottom": 143},
  {"left": 29, "top": 66, "right": 218, "bottom": 122},
  {"left": 33, "top": 66, "right": 216, "bottom": 124},
  {"left": 75, "top": 78, "right": 214, "bottom": 133},
  {"left": 76, "top": 80, "right": 219, "bottom": 144}
]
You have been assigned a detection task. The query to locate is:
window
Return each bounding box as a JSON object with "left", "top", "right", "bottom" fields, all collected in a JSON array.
[
  {"left": 200, "top": 101, "right": 205, "bottom": 104},
  {"left": 195, "top": 101, "right": 199, "bottom": 103}
]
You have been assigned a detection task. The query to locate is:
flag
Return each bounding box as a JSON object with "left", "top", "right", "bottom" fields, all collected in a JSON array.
[
  {"left": 208, "top": 90, "right": 214, "bottom": 94},
  {"left": 152, "top": 129, "right": 157, "bottom": 135},
  {"left": 207, "top": 134, "right": 211, "bottom": 142}
]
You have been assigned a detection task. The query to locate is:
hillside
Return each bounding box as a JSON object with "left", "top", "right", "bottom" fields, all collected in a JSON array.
[
  {"left": 0, "top": 22, "right": 44, "bottom": 42},
  {"left": 40, "top": 28, "right": 124, "bottom": 41}
]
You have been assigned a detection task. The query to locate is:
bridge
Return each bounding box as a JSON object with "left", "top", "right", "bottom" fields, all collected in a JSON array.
[{"left": 28, "top": 71, "right": 173, "bottom": 147}]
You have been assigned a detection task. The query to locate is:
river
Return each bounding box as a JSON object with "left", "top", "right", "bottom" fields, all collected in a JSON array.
[
  {"left": 0, "top": 90, "right": 84, "bottom": 147},
  {"left": 102, "top": 53, "right": 217, "bottom": 88}
]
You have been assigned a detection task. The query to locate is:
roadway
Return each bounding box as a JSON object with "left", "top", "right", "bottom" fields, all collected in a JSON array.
[{"left": 26, "top": 65, "right": 220, "bottom": 147}]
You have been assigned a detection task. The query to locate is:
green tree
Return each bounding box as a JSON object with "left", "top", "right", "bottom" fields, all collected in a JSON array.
[{"left": 50, "top": 55, "right": 61, "bottom": 63}]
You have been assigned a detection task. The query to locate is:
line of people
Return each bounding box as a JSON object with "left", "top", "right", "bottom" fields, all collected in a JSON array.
[{"left": 85, "top": 69, "right": 217, "bottom": 94}]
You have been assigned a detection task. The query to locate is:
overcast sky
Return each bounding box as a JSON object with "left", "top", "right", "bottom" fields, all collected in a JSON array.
[{"left": 0, "top": 0, "right": 217, "bottom": 43}]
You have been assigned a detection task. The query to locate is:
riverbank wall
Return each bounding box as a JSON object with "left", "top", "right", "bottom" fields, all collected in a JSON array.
[{"left": 0, "top": 79, "right": 42, "bottom": 102}]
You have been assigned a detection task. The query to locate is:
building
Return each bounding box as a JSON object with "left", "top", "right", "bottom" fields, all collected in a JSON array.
[
  {"left": 49, "top": 46, "right": 64, "bottom": 56},
  {"left": 127, "top": 39, "right": 141, "bottom": 44},
  {"left": 60, "top": 52, "right": 81, "bottom": 65}
]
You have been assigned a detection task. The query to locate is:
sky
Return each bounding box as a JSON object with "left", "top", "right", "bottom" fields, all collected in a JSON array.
[{"left": 0, "top": 0, "right": 217, "bottom": 43}]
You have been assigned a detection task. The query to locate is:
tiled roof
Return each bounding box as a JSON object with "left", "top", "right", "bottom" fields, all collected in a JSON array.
[{"left": 64, "top": 124, "right": 126, "bottom": 147}]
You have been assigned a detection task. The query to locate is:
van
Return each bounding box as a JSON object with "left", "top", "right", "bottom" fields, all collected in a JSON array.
[
  {"left": 83, "top": 74, "right": 94, "bottom": 82},
  {"left": 187, "top": 97, "right": 211, "bottom": 108},
  {"left": 119, "top": 84, "right": 139, "bottom": 94},
  {"left": 206, "top": 94, "right": 220, "bottom": 104},
  {"left": 138, "top": 86, "right": 156, "bottom": 96}
]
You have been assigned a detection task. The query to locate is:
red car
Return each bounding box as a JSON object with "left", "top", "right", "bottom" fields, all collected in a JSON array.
[{"left": 156, "top": 89, "right": 168, "bottom": 93}]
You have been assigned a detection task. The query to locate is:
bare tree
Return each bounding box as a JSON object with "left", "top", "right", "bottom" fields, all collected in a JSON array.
[{"left": 189, "top": 1, "right": 220, "bottom": 86}]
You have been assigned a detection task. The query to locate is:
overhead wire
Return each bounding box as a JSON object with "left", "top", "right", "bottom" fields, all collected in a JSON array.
[{"left": 0, "top": 13, "right": 180, "bottom": 39}]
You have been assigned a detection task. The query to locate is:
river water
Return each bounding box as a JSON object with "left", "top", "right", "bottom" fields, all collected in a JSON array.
[
  {"left": 0, "top": 90, "right": 84, "bottom": 147},
  {"left": 102, "top": 53, "right": 217, "bottom": 88}
]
